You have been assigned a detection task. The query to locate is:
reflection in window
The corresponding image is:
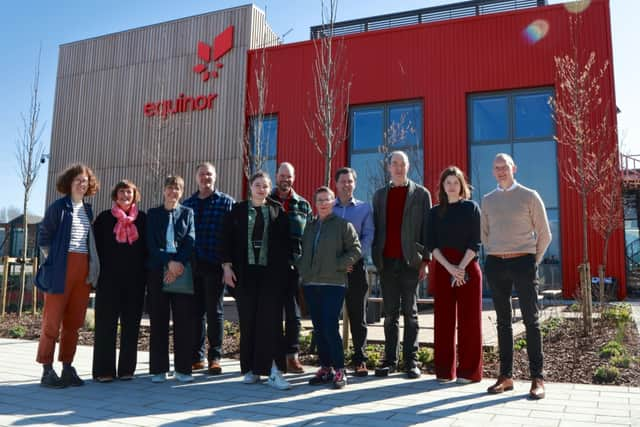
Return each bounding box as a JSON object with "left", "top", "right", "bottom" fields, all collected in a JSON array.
[
  {"left": 471, "top": 97, "right": 508, "bottom": 142},
  {"left": 249, "top": 115, "right": 278, "bottom": 176},
  {"left": 349, "top": 101, "right": 424, "bottom": 201}
]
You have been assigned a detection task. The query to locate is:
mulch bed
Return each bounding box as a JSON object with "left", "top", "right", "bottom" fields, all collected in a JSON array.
[{"left": 1, "top": 310, "right": 638, "bottom": 386}]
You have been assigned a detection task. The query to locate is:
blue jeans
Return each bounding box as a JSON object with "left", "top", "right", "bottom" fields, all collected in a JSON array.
[{"left": 303, "top": 284, "right": 345, "bottom": 370}]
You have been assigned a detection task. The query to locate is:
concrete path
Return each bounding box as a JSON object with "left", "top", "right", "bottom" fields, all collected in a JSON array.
[{"left": 1, "top": 338, "right": 638, "bottom": 426}]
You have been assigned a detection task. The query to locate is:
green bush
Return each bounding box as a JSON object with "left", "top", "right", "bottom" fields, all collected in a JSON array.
[
  {"left": 599, "top": 341, "right": 624, "bottom": 359},
  {"left": 593, "top": 365, "right": 620, "bottom": 383},
  {"left": 601, "top": 303, "right": 632, "bottom": 324},
  {"left": 417, "top": 347, "right": 434, "bottom": 366},
  {"left": 299, "top": 332, "right": 313, "bottom": 353},
  {"left": 514, "top": 338, "right": 527, "bottom": 350},
  {"left": 367, "top": 350, "right": 381, "bottom": 369},
  {"left": 9, "top": 325, "right": 26, "bottom": 338},
  {"left": 540, "top": 317, "right": 562, "bottom": 337},
  {"left": 223, "top": 320, "right": 238, "bottom": 337},
  {"left": 610, "top": 355, "right": 631, "bottom": 368},
  {"left": 569, "top": 303, "right": 581, "bottom": 312}
]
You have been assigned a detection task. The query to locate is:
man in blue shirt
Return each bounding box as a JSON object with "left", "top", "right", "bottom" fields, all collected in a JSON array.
[
  {"left": 333, "top": 167, "right": 375, "bottom": 376},
  {"left": 182, "top": 162, "right": 235, "bottom": 375}
]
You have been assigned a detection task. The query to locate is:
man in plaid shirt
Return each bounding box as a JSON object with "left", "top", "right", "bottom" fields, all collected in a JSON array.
[
  {"left": 182, "top": 162, "right": 235, "bottom": 375},
  {"left": 270, "top": 162, "right": 312, "bottom": 373}
]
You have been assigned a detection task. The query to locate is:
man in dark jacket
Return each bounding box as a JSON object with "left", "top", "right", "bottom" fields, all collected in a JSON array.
[{"left": 372, "top": 151, "right": 431, "bottom": 379}]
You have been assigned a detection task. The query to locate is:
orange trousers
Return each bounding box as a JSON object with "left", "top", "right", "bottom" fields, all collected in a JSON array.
[{"left": 36, "top": 252, "right": 91, "bottom": 365}]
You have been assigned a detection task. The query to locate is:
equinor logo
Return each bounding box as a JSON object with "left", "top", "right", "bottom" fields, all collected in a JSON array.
[{"left": 143, "top": 26, "right": 235, "bottom": 118}]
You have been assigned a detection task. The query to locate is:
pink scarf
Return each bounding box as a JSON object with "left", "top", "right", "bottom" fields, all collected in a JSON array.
[{"left": 111, "top": 202, "right": 139, "bottom": 244}]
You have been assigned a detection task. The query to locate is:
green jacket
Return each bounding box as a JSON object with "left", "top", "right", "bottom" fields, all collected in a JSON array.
[{"left": 297, "top": 214, "right": 361, "bottom": 285}]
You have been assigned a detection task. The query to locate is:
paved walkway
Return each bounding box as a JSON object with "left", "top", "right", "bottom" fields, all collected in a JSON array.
[{"left": 1, "top": 338, "right": 639, "bottom": 426}]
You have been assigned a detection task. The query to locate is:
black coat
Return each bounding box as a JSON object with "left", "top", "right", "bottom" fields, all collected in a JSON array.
[
  {"left": 93, "top": 209, "right": 147, "bottom": 284},
  {"left": 220, "top": 198, "right": 292, "bottom": 289}
]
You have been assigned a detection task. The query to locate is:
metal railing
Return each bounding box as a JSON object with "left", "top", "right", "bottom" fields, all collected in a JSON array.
[{"left": 311, "top": 0, "right": 547, "bottom": 39}]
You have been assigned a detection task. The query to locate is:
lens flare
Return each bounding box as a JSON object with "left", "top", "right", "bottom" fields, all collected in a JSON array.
[
  {"left": 564, "top": 0, "right": 591, "bottom": 14},
  {"left": 523, "top": 19, "right": 549, "bottom": 44}
]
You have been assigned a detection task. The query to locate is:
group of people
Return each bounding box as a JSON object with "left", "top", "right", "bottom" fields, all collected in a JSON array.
[{"left": 33, "top": 150, "right": 551, "bottom": 400}]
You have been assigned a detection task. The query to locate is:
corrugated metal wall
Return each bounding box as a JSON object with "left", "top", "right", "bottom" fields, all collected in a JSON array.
[
  {"left": 246, "top": 0, "right": 626, "bottom": 298},
  {"left": 46, "top": 5, "right": 277, "bottom": 210}
]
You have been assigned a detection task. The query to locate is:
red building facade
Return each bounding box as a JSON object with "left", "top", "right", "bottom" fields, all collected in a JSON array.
[{"left": 246, "top": 0, "right": 624, "bottom": 299}]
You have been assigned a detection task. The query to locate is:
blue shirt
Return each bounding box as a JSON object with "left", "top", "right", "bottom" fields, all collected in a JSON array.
[{"left": 333, "top": 197, "right": 374, "bottom": 259}]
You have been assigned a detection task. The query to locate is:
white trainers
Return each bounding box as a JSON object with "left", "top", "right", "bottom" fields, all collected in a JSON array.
[
  {"left": 456, "top": 377, "right": 473, "bottom": 385},
  {"left": 267, "top": 370, "right": 291, "bottom": 390},
  {"left": 175, "top": 372, "right": 194, "bottom": 383},
  {"left": 243, "top": 371, "right": 260, "bottom": 384},
  {"left": 151, "top": 372, "right": 167, "bottom": 383}
]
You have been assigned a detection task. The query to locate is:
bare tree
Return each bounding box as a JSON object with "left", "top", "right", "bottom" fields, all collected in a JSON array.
[
  {"left": 305, "top": 0, "right": 352, "bottom": 186},
  {"left": 591, "top": 149, "right": 623, "bottom": 307},
  {"left": 550, "top": 15, "right": 612, "bottom": 334},
  {"left": 15, "top": 47, "right": 46, "bottom": 316}
]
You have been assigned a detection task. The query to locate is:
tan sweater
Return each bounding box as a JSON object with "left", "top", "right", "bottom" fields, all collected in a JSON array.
[{"left": 481, "top": 183, "right": 552, "bottom": 264}]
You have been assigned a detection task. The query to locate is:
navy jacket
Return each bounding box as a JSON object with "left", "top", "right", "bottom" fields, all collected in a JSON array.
[
  {"left": 35, "top": 196, "right": 96, "bottom": 294},
  {"left": 146, "top": 204, "right": 195, "bottom": 271}
]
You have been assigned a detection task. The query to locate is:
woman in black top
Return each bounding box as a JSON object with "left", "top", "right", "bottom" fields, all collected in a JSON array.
[
  {"left": 427, "top": 166, "right": 483, "bottom": 384},
  {"left": 221, "top": 171, "right": 292, "bottom": 390},
  {"left": 92, "top": 180, "right": 146, "bottom": 382}
]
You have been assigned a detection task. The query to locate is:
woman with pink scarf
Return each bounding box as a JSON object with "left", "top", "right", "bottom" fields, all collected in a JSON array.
[{"left": 92, "top": 180, "right": 147, "bottom": 382}]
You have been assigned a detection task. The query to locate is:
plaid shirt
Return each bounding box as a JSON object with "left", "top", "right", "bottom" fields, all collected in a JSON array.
[
  {"left": 182, "top": 190, "right": 235, "bottom": 263},
  {"left": 271, "top": 188, "right": 312, "bottom": 262}
]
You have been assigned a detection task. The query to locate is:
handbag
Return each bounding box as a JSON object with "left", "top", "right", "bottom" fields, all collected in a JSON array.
[{"left": 162, "top": 262, "right": 194, "bottom": 294}]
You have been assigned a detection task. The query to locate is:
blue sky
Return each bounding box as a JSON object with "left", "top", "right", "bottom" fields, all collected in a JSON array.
[{"left": 0, "top": 0, "right": 637, "bottom": 216}]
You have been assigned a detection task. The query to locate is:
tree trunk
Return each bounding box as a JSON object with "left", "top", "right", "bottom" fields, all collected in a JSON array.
[
  {"left": 598, "top": 233, "right": 611, "bottom": 308},
  {"left": 18, "top": 199, "right": 28, "bottom": 317},
  {"left": 580, "top": 192, "right": 592, "bottom": 334}
]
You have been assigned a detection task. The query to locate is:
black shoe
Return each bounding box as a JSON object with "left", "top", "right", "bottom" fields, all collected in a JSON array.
[
  {"left": 61, "top": 366, "right": 85, "bottom": 387},
  {"left": 406, "top": 366, "right": 421, "bottom": 379},
  {"left": 374, "top": 361, "right": 397, "bottom": 377},
  {"left": 41, "top": 369, "right": 65, "bottom": 388}
]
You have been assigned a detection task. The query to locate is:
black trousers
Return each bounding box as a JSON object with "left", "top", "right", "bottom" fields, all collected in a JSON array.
[
  {"left": 147, "top": 269, "right": 194, "bottom": 375},
  {"left": 92, "top": 275, "right": 145, "bottom": 378},
  {"left": 283, "top": 266, "right": 301, "bottom": 355},
  {"left": 380, "top": 257, "right": 420, "bottom": 367},
  {"left": 237, "top": 266, "right": 286, "bottom": 376},
  {"left": 485, "top": 254, "right": 543, "bottom": 379},
  {"left": 192, "top": 260, "right": 225, "bottom": 363},
  {"left": 345, "top": 259, "right": 369, "bottom": 364}
]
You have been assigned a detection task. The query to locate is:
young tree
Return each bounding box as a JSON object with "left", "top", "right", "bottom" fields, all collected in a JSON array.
[
  {"left": 15, "top": 48, "right": 46, "bottom": 316},
  {"left": 305, "top": 0, "right": 352, "bottom": 186},
  {"left": 550, "top": 15, "right": 612, "bottom": 334}
]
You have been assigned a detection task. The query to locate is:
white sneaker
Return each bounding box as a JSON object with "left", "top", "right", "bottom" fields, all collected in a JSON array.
[
  {"left": 175, "top": 372, "right": 194, "bottom": 383},
  {"left": 456, "top": 377, "right": 473, "bottom": 385},
  {"left": 267, "top": 370, "right": 291, "bottom": 390},
  {"left": 151, "top": 372, "right": 167, "bottom": 383},
  {"left": 243, "top": 371, "right": 260, "bottom": 384}
]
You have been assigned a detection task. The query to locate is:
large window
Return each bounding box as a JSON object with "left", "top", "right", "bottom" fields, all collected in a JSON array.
[
  {"left": 469, "top": 88, "right": 561, "bottom": 287},
  {"left": 349, "top": 101, "right": 424, "bottom": 201},
  {"left": 248, "top": 115, "right": 278, "bottom": 177}
]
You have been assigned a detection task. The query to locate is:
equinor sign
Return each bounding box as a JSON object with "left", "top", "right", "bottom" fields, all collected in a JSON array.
[{"left": 143, "top": 26, "right": 234, "bottom": 118}]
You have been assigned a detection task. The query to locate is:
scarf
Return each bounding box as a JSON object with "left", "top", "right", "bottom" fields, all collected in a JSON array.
[{"left": 111, "top": 202, "right": 139, "bottom": 244}]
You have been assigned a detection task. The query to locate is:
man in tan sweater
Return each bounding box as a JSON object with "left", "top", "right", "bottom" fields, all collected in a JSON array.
[{"left": 481, "top": 153, "right": 551, "bottom": 400}]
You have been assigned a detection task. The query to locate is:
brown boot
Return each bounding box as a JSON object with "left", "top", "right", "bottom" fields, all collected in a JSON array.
[
  {"left": 286, "top": 356, "right": 304, "bottom": 374},
  {"left": 192, "top": 361, "right": 206, "bottom": 371},
  {"left": 529, "top": 377, "right": 545, "bottom": 400},
  {"left": 487, "top": 375, "right": 514, "bottom": 394},
  {"left": 208, "top": 360, "right": 222, "bottom": 375}
]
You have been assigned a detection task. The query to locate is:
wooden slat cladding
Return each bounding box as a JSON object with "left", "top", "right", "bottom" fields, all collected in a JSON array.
[{"left": 46, "top": 5, "right": 277, "bottom": 213}]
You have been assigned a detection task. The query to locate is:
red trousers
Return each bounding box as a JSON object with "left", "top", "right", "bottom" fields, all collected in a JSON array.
[
  {"left": 36, "top": 252, "right": 91, "bottom": 365},
  {"left": 433, "top": 248, "right": 483, "bottom": 381}
]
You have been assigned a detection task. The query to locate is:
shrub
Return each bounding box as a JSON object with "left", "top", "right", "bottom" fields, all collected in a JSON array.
[
  {"left": 610, "top": 355, "right": 631, "bottom": 368},
  {"left": 9, "top": 325, "right": 26, "bottom": 338},
  {"left": 417, "top": 347, "right": 434, "bottom": 366},
  {"left": 223, "top": 320, "right": 238, "bottom": 337},
  {"left": 299, "top": 332, "right": 313, "bottom": 353},
  {"left": 599, "top": 341, "right": 624, "bottom": 359},
  {"left": 514, "top": 338, "right": 527, "bottom": 350},
  {"left": 540, "top": 317, "right": 562, "bottom": 337},
  {"left": 601, "top": 303, "right": 632, "bottom": 324},
  {"left": 569, "top": 303, "right": 581, "bottom": 312},
  {"left": 593, "top": 365, "right": 620, "bottom": 383}
]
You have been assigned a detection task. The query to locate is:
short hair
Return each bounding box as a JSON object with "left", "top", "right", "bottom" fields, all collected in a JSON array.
[
  {"left": 314, "top": 186, "right": 335, "bottom": 201},
  {"left": 110, "top": 180, "right": 141, "bottom": 203},
  {"left": 56, "top": 163, "right": 99, "bottom": 196},
  {"left": 387, "top": 150, "right": 409, "bottom": 165},
  {"left": 164, "top": 175, "right": 184, "bottom": 192},
  {"left": 335, "top": 167, "right": 357, "bottom": 182},
  {"left": 196, "top": 162, "right": 215, "bottom": 174},
  {"left": 494, "top": 153, "right": 515, "bottom": 167},
  {"left": 249, "top": 170, "right": 272, "bottom": 186},
  {"left": 277, "top": 162, "right": 295, "bottom": 175}
]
